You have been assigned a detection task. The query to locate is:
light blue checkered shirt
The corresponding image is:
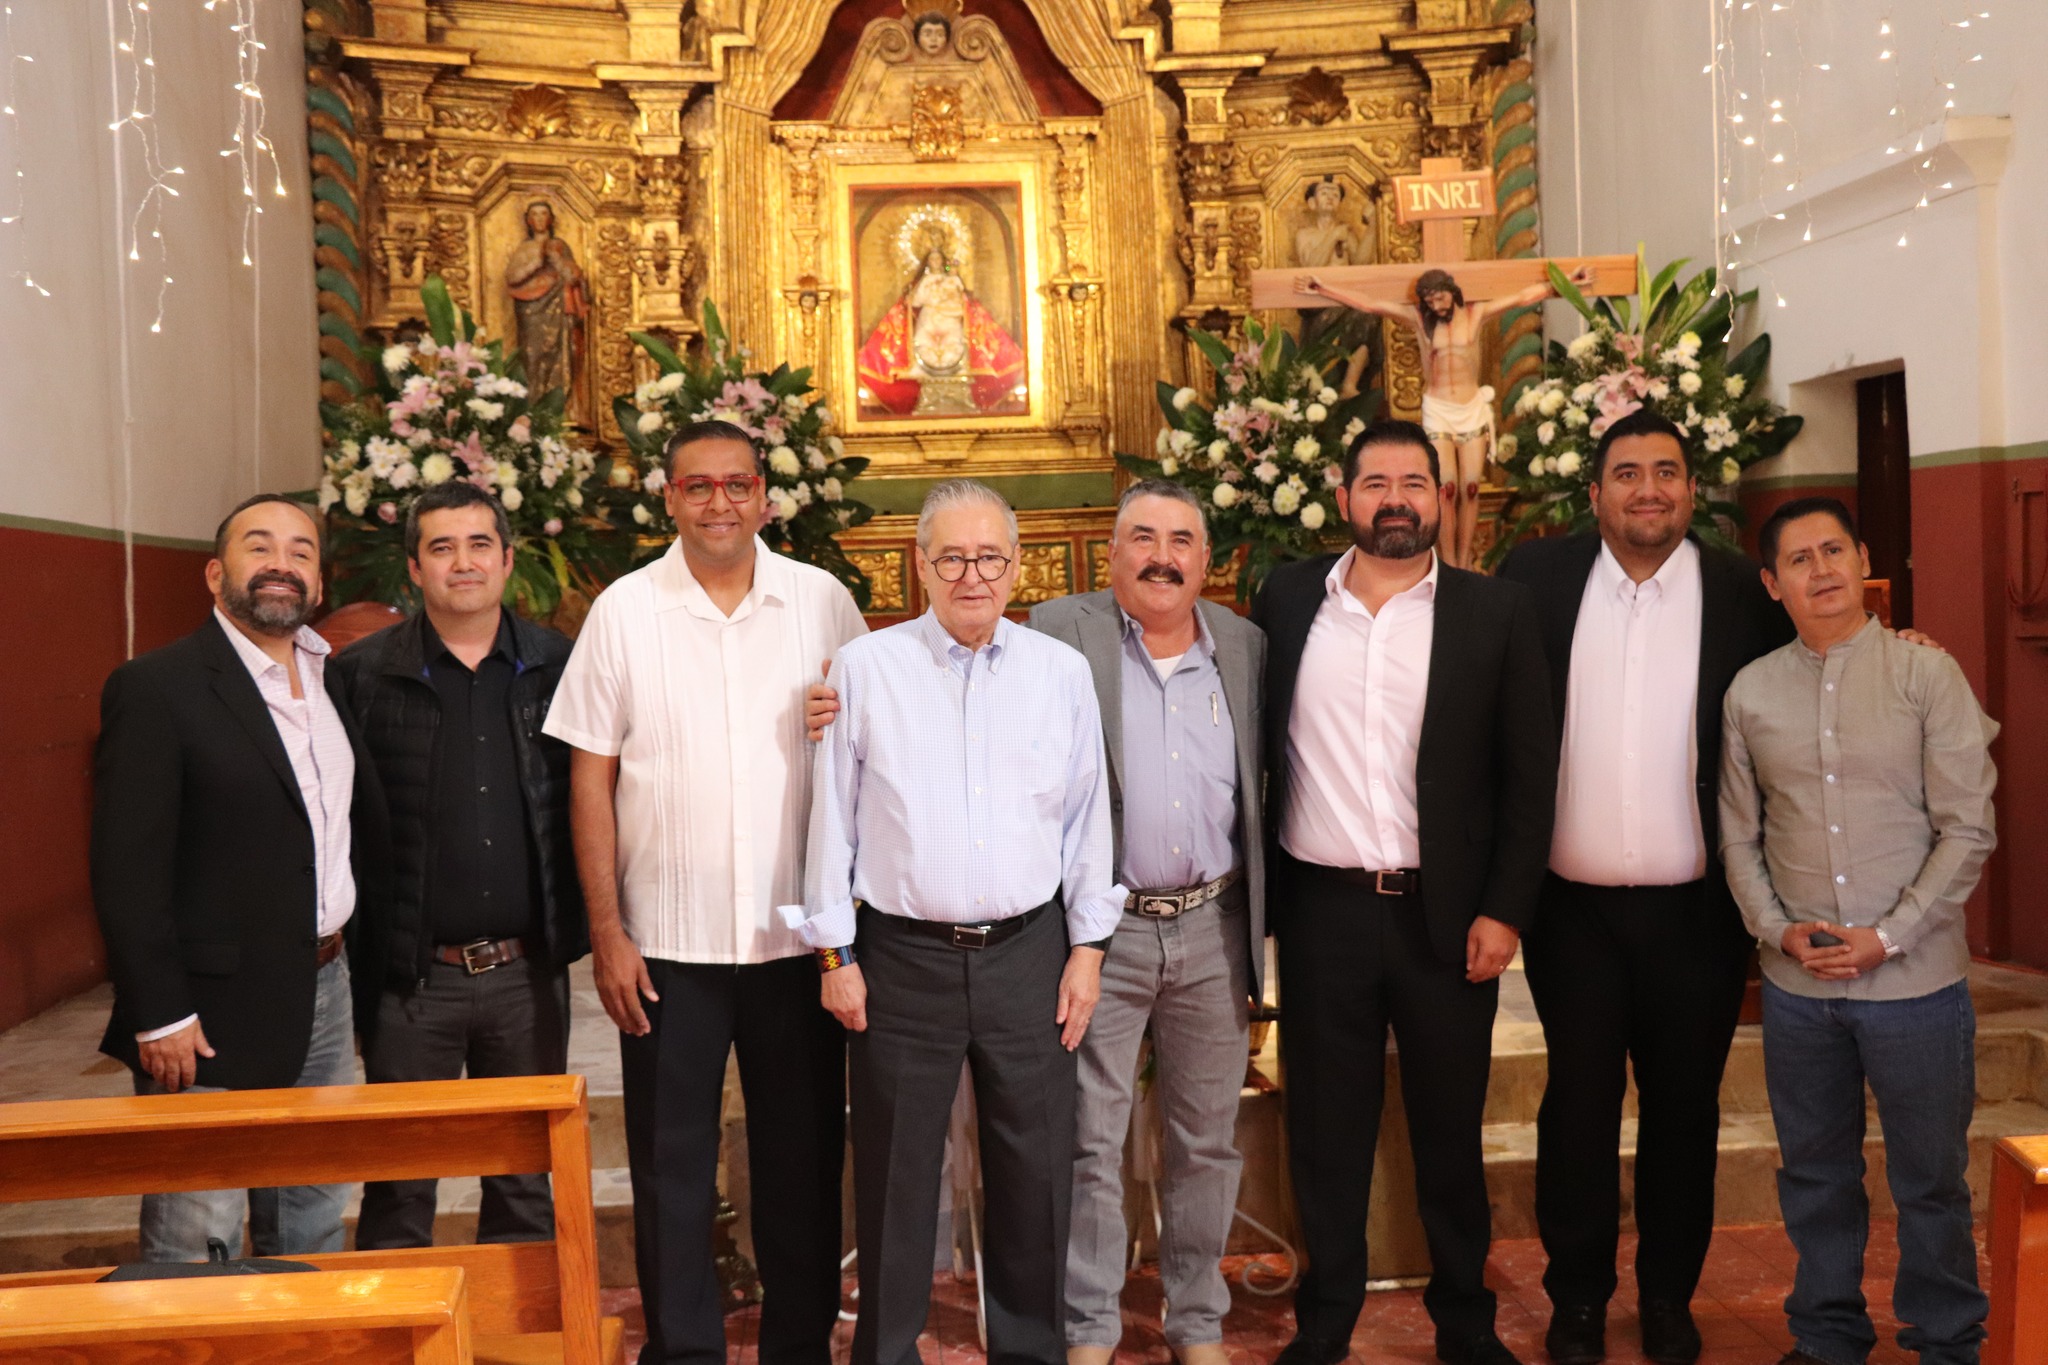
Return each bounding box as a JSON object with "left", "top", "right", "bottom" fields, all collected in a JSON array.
[{"left": 785, "top": 611, "right": 1126, "bottom": 949}]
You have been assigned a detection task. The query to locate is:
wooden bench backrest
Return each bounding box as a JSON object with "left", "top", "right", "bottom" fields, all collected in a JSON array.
[
  {"left": 1988, "top": 1134, "right": 2048, "bottom": 1365},
  {"left": 0, "top": 1076, "right": 599, "bottom": 1364},
  {"left": 0, "top": 1265, "right": 472, "bottom": 1364}
]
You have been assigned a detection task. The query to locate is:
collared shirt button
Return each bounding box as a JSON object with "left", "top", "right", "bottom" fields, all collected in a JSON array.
[
  {"left": 976, "top": 896, "right": 985, "bottom": 905},
  {"left": 483, "top": 838, "right": 492, "bottom": 848},
  {"left": 1169, "top": 705, "right": 1177, "bottom": 713},
  {"left": 1825, "top": 728, "right": 1833, "bottom": 737},
  {"left": 1835, "top": 874, "right": 1847, "bottom": 884},
  {"left": 976, "top": 840, "right": 984, "bottom": 849},
  {"left": 479, "top": 785, "right": 488, "bottom": 793},
  {"left": 1825, "top": 774, "right": 1836, "bottom": 783},
  {"left": 1171, "top": 751, "right": 1179, "bottom": 760},
  {"left": 1830, "top": 825, "right": 1841, "bottom": 834},
  {"left": 1173, "top": 800, "right": 1181, "bottom": 809},
  {"left": 1825, "top": 682, "right": 1836, "bottom": 691},
  {"left": 973, "top": 786, "right": 983, "bottom": 794},
  {"left": 1172, "top": 846, "right": 1181, "bottom": 855}
]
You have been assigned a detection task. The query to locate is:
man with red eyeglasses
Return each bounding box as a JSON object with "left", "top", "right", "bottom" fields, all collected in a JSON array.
[{"left": 547, "top": 419, "right": 868, "bottom": 1365}]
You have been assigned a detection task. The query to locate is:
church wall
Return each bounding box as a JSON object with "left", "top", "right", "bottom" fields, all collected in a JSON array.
[
  {"left": 0, "top": 1, "right": 320, "bottom": 1027},
  {"left": 1535, "top": 0, "right": 2048, "bottom": 967}
]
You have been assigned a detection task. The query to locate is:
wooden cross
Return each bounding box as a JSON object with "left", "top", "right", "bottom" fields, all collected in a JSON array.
[{"left": 1250, "top": 157, "right": 1636, "bottom": 310}]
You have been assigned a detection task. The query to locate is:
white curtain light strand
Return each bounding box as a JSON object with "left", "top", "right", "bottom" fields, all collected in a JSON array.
[
  {"left": 211, "top": 0, "right": 285, "bottom": 489},
  {"left": 1708, "top": 1, "right": 1997, "bottom": 312},
  {"left": 0, "top": 3, "right": 47, "bottom": 296},
  {"left": 110, "top": 0, "right": 181, "bottom": 333},
  {"left": 102, "top": 0, "right": 138, "bottom": 658}
]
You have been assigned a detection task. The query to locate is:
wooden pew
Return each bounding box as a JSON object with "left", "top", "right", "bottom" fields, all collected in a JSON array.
[
  {"left": 0, "top": 1266, "right": 473, "bottom": 1363},
  {"left": 1988, "top": 1134, "right": 2048, "bottom": 1365},
  {"left": 0, "top": 1076, "right": 621, "bottom": 1365}
]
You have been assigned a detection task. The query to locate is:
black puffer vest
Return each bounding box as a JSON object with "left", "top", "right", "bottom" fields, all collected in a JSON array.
[{"left": 331, "top": 612, "right": 587, "bottom": 1000}]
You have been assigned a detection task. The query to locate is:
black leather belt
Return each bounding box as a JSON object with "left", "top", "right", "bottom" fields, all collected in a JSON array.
[
  {"left": 1329, "top": 867, "right": 1422, "bottom": 896},
  {"left": 314, "top": 932, "right": 345, "bottom": 968},
  {"left": 895, "top": 902, "right": 1046, "bottom": 951},
  {"left": 433, "top": 936, "right": 528, "bottom": 974}
]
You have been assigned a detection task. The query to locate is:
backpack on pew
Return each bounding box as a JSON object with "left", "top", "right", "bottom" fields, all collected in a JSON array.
[{"left": 99, "top": 1237, "right": 320, "bottom": 1281}]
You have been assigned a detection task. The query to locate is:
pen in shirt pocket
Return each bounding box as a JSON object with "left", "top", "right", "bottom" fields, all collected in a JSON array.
[{"left": 1211, "top": 691, "right": 1219, "bottom": 726}]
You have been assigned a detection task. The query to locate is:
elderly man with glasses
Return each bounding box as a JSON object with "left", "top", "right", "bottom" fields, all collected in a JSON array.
[
  {"left": 785, "top": 478, "right": 1125, "bottom": 1365},
  {"left": 547, "top": 420, "right": 868, "bottom": 1365}
]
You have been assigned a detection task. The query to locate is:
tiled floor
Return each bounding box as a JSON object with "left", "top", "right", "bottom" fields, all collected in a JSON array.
[{"left": 600, "top": 1217, "right": 1990, "bottom": 1365}]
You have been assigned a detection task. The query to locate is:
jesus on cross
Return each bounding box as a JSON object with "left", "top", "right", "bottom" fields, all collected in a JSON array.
[
  {"left": 1297, "top": 263, "right": 1592, "bottom": 569},
  {"left": 1253, "top": 157, "right": 1636, "bottom": 569}
]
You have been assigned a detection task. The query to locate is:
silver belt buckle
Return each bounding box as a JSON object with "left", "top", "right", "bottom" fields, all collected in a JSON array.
[
  {"left": 1373, "top": 870, "right": 1404, "bottom": 895},
  {"left": 950, "top": 924, "right": 992, "bottom": 950},
  {"left": 1139, "top": 894, "right": 1184, "bottom": 918}
]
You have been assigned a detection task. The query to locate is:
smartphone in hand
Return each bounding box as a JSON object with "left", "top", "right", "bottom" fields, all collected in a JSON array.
[{"left": 1808, "top": 930, "right": 1845, "bottom": 948}]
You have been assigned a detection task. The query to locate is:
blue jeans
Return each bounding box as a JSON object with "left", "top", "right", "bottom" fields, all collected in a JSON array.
[
  {"left": 1762, "top": 979, "right": 1987, "bottom": 1365},
  {"left": 135, "top": 954, "right": 357, "bottom": 1261}
]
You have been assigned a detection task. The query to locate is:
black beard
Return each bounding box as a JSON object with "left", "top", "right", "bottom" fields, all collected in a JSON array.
[
  {"left": 223, "top": 570, "right": 312, "bottom": 634},
  {"left": 1350, "top": 509, "right": 1439, "bottom": 560}
]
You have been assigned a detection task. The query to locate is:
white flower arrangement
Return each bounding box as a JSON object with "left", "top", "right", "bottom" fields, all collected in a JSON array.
[{"left": 321, "top": 278, "right": 601, "bottom": 614}]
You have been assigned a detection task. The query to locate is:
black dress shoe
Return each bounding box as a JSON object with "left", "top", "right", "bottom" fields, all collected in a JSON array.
[
  {"left": 1544, "top": 1302, "right": 1606, "bottom": 1364},
  {"left": 1435, "top": 1332, "right": 1524, "bottom": 1365},
  {"left": 1638, "top": 1300, "right": 1701, "bottom": 1365},
  {"left": 1272, "top": 1336, "right": 1349, "bottom": 1365}
]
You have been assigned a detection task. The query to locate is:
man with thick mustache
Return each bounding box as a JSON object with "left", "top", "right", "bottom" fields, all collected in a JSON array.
[
  {"left": 93, "top": 493, "right": 388, "bottom": 1260},
  {"left": 1028, "top": 480, "right": 1266, "bottom": 1365},
  {"left": 1497, "top": 409, "right": 1796, "bottom": 1365},
  {"left": 1255, "top": 421, "right": 1556, "bottom": 1365}
]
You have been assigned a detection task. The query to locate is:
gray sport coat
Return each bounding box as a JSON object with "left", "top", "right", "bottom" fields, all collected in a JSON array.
[{"left": 1027, "top": 590, "right": 1269, "bottom": 997}]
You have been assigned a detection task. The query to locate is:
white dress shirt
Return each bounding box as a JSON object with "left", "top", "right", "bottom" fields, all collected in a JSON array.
[
  {"left": 1281, "top": 549, "right": 1437, "bottom": 871},
  {"left": 789, "top": 613, "right": 1126, "bottom": 949},
  {"left": 1549, "top": 539, "right": 1706, "bottom": 886},
  {"left": 141, "top": 610, "right": 356, "bottom": 1043},
  {"left": 544, "top": 538, "right": 867, "bottom": 965}
]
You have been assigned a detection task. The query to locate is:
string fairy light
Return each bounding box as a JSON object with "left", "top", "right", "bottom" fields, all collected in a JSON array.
[
  {"left": 0, "top": 1, "right": 48, "bottom": 295},
  {"left": 210, "top": 0, "right": 288, "bottom": 271},
  {"left": 107, "top": 0, "right": 186, "bottom": 332}
]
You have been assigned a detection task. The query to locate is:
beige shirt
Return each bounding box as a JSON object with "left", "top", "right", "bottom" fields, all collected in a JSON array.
[
  {"left": 545, "top": 538, "right": 867, "bottom": 965},
  {"left": 1280, "top": 549, "right": 1437, "bottom": 871},
  {"left": 1719, "top": 615, "right": 1998, "bottom": 1000}
]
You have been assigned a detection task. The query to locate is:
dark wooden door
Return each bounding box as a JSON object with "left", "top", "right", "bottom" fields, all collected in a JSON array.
[{"left": 1856, "top": 371, "right": 1912, "bottom": 627}]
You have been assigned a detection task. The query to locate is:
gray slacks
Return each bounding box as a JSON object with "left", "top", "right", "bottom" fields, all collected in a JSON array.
[
  {"left": 357, "top": 954, "right": 571, "bottom": 1247},
  {"left": 850, "top": 901, "right": 1076, "bottom": 1365},
  {"left": 1066, "top": 887, "right": 1250, "bottom": 1348}
]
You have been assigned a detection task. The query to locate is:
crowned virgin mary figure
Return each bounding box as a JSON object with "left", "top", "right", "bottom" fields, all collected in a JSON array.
[{"left": 856, "top": 223, "right": 1026, "bottom": 417}]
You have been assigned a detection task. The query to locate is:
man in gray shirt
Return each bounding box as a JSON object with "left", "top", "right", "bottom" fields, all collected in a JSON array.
[
  {"left": 1030, "top": 480, "right": 1266, "bottom": 1365},
  {"left": 1720, "top": 497, "right": 1998, "bottom": 1365}
]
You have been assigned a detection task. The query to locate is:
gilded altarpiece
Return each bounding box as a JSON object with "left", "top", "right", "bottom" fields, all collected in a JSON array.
[{"left": 307, "top": 0, "right": 1539, "bottom": 609}]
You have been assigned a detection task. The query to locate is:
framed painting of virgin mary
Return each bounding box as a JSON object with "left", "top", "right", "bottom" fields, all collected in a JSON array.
[{"left": 841, "top": 167, "right": 1044, "bottom": 429}]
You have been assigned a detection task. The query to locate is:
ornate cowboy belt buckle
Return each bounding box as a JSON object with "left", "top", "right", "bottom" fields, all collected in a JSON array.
[
  {"left": 459, "top": 939, "right": 504, "bottom": 974},
  {"left": 951, "top": 924, "right": 992, "bottom": 950},
  {"left": 1140, "top": 894, "right": 1183, "bottom": 918}
]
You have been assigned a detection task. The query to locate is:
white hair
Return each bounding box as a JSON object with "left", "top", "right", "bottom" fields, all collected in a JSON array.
[{"left": 916, "top": 478, "right": 1018, "bottom": 550}]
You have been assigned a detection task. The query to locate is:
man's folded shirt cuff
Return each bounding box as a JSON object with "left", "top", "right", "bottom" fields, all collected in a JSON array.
[{"left": 135, "top": 1013, "right": 198, "bottom": 1043}]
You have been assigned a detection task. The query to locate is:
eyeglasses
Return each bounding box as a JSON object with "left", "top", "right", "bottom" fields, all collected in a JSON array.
[
  {"left": 927, "top": 552, "right": 1014, "bottom": 583},
  {"left": 674, "top": 474, "right": 762, "bottom": 505}
]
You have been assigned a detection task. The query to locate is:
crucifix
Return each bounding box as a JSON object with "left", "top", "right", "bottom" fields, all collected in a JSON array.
[{"left": 1251, "top": 157, "right": 1636, "bottom": 569}]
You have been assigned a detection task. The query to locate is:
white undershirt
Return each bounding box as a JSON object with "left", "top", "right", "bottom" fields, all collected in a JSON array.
[
  {"left": 1549, "top": 539, "right": 1706, "bottom": 886},
  {"left": 1281, "top": 549, "right": 1437, "bottom": 870},
  {"left": 1149, "top": 652, "right": 1185, "bottom": 682}
]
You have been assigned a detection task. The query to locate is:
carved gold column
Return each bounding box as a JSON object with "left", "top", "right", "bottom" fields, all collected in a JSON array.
[
  {"left": 772, "top": 124, "right": 835, "bottom": 379},
  {"left": 1383, "top": 24, "right": 1515, "bottom": 163},
  {"left": 1045, "top": 122, "right": 1104, "bottom": 429},
  {"left": 1162, "top": 53, "right": 1263, "bottom": 382}
]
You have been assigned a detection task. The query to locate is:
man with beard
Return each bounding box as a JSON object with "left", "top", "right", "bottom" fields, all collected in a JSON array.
[
  {"left": 1028, "top": 480, "right": 1266, "bottom": 1365},
  {"left": 331, "top": 480, "right": 585, "bottom": 1251},
  {"left": 1496, "top": 409, "right": 1796, "bottom": 1365},
  {"left": 92, "top": 493, "right": 388, "bottom": 1260},
  {"left": 1254, "top": 421, "right": 1556, "bottom": 1365},
  {"left": 1299, "top": 266, "right": 1591, "bottom": 571}
]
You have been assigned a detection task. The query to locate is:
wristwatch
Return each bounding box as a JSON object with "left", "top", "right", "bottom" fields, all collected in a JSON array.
[{"left": 1873, "top": 926, "right": 1904, "bottom": 961}]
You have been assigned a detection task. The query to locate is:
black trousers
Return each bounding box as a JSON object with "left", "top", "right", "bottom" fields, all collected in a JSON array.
[
  {"left": 849, "top": 902, "right": 1075, "bottom": 1365},
  {"left": 1521, "top": 875, "right": 1751, "bottom": 1309},
  {"left": 1275, "top": 857, "right": 1500, "bottom": 1346},
  {"left": 621, "top": 955, "right": 847, "bottom": 1365},
  {"left": 358, "top": 954, "right": 572, "bottom": 1248}
]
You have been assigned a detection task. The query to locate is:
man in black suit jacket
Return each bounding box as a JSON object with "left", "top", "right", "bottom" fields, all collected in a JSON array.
[
  {"left": 93, "top": 493, "right": 387, "bottom": 1262},
  {"left": 1254, "top": 421, "right": 1557, "bottom": 1365},
  {"left": 1495, "top": 409, "right": 1794, "bottom": 1365}
]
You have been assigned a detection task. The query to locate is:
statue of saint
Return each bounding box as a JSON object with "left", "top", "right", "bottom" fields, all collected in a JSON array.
[
  {"left": 503, "top": 200, "right": 589, "bottom": 419},
  {"left": 1294, "top": 177, "right": 1370, "bottom": 268},
  {"left": 856, "top": 239, "right": 1027, "bottom": 417},
  {"left": 1300, "top": 264, "right": 1591, "bottom": 569}
]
